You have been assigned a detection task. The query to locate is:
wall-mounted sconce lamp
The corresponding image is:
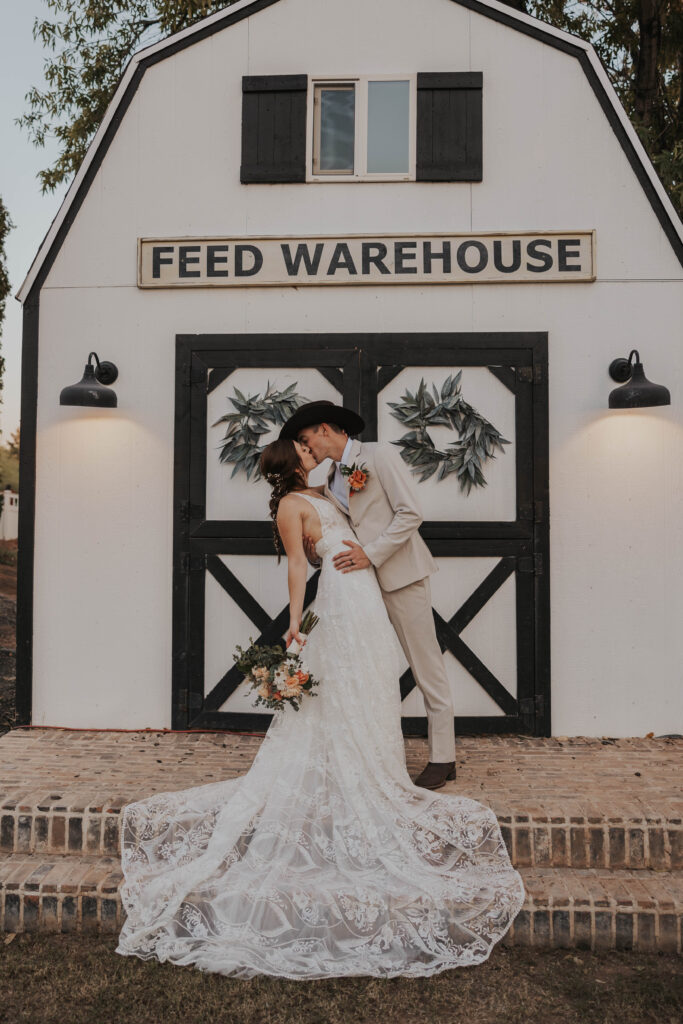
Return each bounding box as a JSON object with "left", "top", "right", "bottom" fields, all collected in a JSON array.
[
  {"left": 608, "top": 349, "right": 670, "bottom": 409},
  {"left": 60, "top": 351, "right": 119, "bottom": 407}
]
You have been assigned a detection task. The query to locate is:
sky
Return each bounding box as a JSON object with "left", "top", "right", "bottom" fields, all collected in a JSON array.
[{"left": 1, "top": 2, "right": 78, "bottom": 445}]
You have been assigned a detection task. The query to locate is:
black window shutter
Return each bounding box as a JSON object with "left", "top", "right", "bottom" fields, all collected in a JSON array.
[
  {"left": 416, "top": 72, "right": 482, "bottom": 181},
  {"left": 241, "top": 75, "right": 307, "bottom": 183}
]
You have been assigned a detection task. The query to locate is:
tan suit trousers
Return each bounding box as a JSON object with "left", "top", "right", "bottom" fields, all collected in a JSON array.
[{"left": 380, "top": 576, "right": 456, "bottom": 763}]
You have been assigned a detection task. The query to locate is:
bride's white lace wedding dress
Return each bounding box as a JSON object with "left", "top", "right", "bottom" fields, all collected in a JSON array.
[{"left": 115, "top": 492, "right": 525, "bottom": 978}]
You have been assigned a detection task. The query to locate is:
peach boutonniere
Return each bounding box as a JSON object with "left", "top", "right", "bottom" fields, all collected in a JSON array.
[{"left": 340, "top": 462, "right": 369, "bottom": 493}]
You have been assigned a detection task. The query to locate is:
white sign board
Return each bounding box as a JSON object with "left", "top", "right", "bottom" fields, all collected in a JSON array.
[{"left": 138, "top": 231, "right": 596, "bottom": 287}]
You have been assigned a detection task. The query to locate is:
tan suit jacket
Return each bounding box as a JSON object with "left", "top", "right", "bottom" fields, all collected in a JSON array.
[{"left": 323, "top": 439, "right": 437, "bottom": 592}]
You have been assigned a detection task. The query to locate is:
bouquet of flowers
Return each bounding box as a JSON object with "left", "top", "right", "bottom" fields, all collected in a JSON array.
[{"left": 233, "top": 610, "right": 321, "bottom": 712}]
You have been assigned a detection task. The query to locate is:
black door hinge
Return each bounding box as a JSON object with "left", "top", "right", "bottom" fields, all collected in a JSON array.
[
  {"left": 518, "top": 553, "right": 543, "bottom": 575},
  {"left": 184, "top": 363, "right": 207, "bottom": 388},
  {"left": 516, "top": 364, "right": 544, "bottom": 384},
  {"left": 179, "top": 500, "right": 206, "bottom": 522},
  {"left": 519, "top": 694, "right": 545, "bottom": 716},
  {"left": 519, "top": 500, "right": 546, "bottom": 523},
  {"left": 179, "top": 552, "right": 207, "bottom": 573},
  {"left": 178, "top": 682, "right": 204, "bottom": 712}
]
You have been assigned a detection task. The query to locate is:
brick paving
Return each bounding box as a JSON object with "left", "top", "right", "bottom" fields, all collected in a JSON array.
[
  {"left": 1, "top": 729, "right": 680, "bottom": 866},
  {"left": 0, "top": 729, "right": 679, "bottom": 818},
  {"left": 0, "top": 728, "right": 681, "bottom": 949}
]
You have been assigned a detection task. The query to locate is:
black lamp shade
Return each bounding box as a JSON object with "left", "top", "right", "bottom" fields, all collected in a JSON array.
[
  {"left": 60, "top": 359, "right": 118, "bottom": 407},
  {"left": 608, "top": 353, "right": 670, "bottom": 409}
]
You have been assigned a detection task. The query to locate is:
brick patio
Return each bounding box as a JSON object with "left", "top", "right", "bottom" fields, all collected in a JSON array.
[{"left": 0, "top": 727, "right": 681, "bottom": 951}]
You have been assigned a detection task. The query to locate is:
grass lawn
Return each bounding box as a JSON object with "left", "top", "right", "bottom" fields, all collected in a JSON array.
[{"left": 1, "top": 933, "right": 681, "bottom": 1023}]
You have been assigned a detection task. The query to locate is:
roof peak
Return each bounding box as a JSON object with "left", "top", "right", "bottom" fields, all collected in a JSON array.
[{"left": 15, "top": 0, "right": 683, "bottom": 303}]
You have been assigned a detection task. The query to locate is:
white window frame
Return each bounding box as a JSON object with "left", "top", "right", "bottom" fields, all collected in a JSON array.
[{"left": 306, "top": 74, "right": 417, "bottom": 183}]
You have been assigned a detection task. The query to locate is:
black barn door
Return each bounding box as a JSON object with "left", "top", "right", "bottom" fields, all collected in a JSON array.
[{"left": 172, "top": 332, "right": 549, "bottom": 735}]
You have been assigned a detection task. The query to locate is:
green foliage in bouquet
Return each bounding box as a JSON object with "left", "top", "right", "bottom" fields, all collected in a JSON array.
[{"left": 233, "top": 611, "right": 320, "bottom": 712}]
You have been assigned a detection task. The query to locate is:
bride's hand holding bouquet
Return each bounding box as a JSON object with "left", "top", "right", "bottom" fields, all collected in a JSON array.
[
  {"left": 233, "top": 610, "right": 321, "bottom": 712},
  {"left": 285, "top": 618, "right": 307, "bottom": 655}
]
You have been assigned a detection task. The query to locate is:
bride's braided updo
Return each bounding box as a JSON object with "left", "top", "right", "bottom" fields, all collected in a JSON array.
[{"left": 260, "top": 439, "right": 307, "bottom": 561}]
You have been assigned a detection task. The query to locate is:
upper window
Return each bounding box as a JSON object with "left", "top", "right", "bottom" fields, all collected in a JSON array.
[
  {"left": 240, "top": 72, "right": 482, "bottom": 186},
  {"left": 308, "top": 76, "right": 416, "bottom": 181}
]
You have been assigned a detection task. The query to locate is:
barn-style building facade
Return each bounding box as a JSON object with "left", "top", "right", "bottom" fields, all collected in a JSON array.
[{"left": 15, "top": 0, "right": 683, "bottom": 738}]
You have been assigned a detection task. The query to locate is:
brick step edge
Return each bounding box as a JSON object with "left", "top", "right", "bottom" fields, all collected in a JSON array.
[
  {"left": 0, "top": 856, "right": 681, "bottom": 952},
  {"left": 2, "top": 807, "right": 681, "bottom": 871}
]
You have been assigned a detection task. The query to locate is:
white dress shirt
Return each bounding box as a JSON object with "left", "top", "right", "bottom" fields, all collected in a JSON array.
[{"left": 329, "top": 436, "right": 353, "bottom": 512}]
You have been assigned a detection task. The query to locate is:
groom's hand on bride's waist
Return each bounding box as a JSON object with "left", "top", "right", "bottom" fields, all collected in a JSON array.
[
  {"left": 303, "top": 534, "right": 322, "bottom": 568},
  {"left": 333, "top": 540, "right": 371, "bottom": 573}
]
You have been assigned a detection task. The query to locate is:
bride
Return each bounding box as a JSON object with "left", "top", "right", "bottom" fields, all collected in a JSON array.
[{"left": 115, "top": 437, "right": 525, "bottom": 978}]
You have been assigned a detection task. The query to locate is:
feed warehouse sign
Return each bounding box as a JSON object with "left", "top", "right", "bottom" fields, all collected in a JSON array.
[{"left": 138, "top": 231, "right": 596, "bottom": 287}]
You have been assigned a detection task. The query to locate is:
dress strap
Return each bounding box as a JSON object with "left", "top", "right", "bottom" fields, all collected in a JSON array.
[
  {"left": 293, "top": 492, "right": 337, "bottom": 533},
  {"left": 293, "top": 491, "right": 321, "bottom": 511}
]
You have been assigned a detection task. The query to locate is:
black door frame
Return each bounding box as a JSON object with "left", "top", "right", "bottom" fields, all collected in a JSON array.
[{"left": 172, "top": 331, "right": 550, "bottom": 736}]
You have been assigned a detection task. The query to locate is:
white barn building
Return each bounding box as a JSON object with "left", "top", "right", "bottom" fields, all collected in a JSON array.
[{"left": 14, "top": 0, "right": 683, "bottom": 738}]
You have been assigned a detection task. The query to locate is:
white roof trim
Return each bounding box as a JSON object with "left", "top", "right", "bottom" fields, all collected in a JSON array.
[
  {"left": 581, "top": 53, "right": 683, "bottom": 239},
  {"left": 15, "top": 0, "right": 683, "bottom": 304}
]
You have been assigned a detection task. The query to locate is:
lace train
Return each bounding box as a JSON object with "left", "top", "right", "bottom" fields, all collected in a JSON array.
[{"left": 115, "top": 493, "right": 525, "bottom": 977}]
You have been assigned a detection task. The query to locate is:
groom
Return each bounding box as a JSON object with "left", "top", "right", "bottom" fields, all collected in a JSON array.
[{"left": 280, "top": 400, "right": 456, "bottom": 790}]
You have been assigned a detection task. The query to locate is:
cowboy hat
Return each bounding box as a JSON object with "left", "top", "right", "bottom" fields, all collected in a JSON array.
[{"left": 279, "top": 400, "right": 365, "bottom": 440}]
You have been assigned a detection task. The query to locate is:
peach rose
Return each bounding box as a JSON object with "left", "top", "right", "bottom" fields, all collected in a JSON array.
[
  {"left": 348, "top": 469, "right": 367, "bottom": 491},
  {"left": 281, "top": 675, "right": 303, "bottom": 698}
]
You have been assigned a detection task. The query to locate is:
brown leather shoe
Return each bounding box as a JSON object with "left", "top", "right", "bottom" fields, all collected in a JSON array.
[{"left": 413, "top": 761, "right": 456, "bottom": 790}]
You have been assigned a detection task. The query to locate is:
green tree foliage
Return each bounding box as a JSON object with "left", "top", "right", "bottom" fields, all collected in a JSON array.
[
  {"left": 0, "top": 199, "right": 11, "bottom": 412},
  {"left": 0, "top": 429, "right": 20, "bottom": 493},
  {"left": 527, "top": 1, "right": 682, "bottom": 215},
  {"left": 17, "top": 1, "right": 236, "bottom": 194},
  {"left": 5, "top": 427, "right": 19, "bottom": 460},
  {"left": 16, "top": 0, "right": 683, "bottom": 218}
]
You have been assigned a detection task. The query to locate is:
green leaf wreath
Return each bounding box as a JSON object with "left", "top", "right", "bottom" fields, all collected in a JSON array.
[
  {"left": 212, "top": 381, "right": 308, "bottom": 480},
  {"left": 387, "top": 374, "right": 511, "bottom": 494}
]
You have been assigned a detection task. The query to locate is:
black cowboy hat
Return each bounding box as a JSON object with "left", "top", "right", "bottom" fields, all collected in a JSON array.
[{"left": 279, "top": 400, "right": 365, "bottom": 440}]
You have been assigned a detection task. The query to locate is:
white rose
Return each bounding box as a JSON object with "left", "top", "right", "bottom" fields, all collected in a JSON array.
[{"left": 272, "top": 667, "right": 289, "bottom": 689}]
